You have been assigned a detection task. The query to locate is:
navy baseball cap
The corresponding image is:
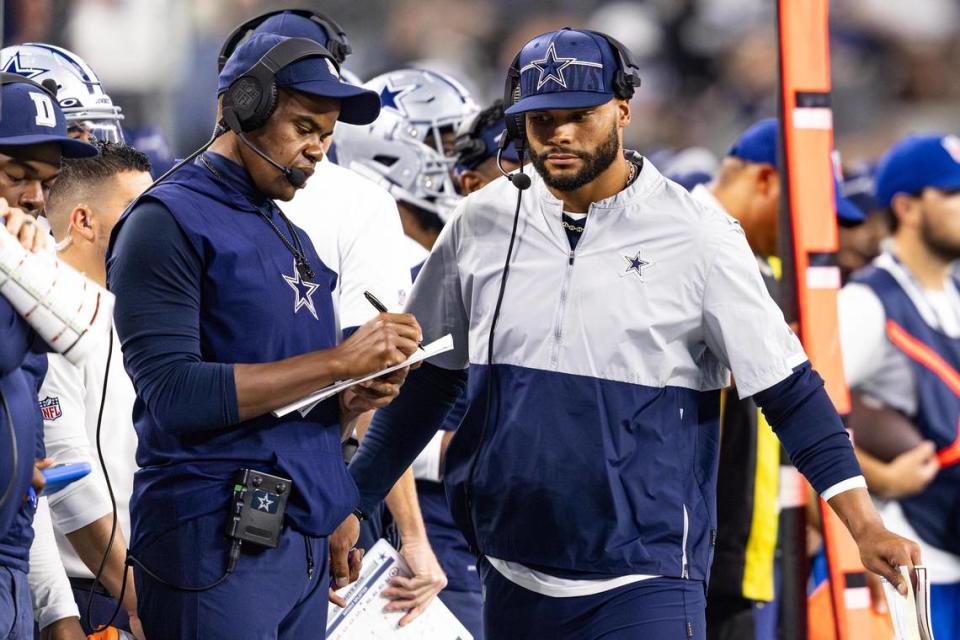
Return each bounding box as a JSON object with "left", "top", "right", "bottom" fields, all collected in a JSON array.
[
  {"left": 218, "top": 34, "right": 380, "bottom": 126},
  {"left": 728, "top": 118, "right": 778, "bottom": 167},
  {"left": 729, "top": 118, "right": 864, "bottom": 223},
  {"left": 874, "top": 134, "right": 960, "bottom": 207},
  {"left": 0, "top": 80, "right": 97, "bottom": 158},
  {"left": 842, "top": 165, "right": 880, "bottom": 216},
  {"left": 454, "top": 110, "right": 520, "bottom": 174},
  {"left": 253, "top": 12, "right": 333, "bottom": 46},
  {"left": 504, "top": 28, "right": 624, "bottom": 115}
]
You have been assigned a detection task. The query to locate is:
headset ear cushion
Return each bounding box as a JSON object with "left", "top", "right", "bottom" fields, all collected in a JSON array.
[
  {"left": 225, "top": 74, "right": 278, "bottom": 132},
  {"left": 247, "top": 81, "right": 278, "bottom": 131}
]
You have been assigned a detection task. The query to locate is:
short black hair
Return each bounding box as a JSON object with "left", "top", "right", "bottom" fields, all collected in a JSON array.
[
  {"left": 46, "top": 141, "right": 152, "bottom": 237},
  {"left": 56, "top": 140, "right": 152, "bottom": 188}
]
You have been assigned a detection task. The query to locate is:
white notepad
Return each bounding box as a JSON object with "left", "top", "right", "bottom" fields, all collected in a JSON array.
[
  {"left": 272, "top": 334, "right": 454, "bottom": 418},
  {"left": 883, "top": 565, "right": 936, "bottom": 640}
]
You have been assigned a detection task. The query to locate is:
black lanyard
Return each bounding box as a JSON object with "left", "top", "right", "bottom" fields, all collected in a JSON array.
[{"left": 200, "top": 154, "right": 315, "bottom": 280}]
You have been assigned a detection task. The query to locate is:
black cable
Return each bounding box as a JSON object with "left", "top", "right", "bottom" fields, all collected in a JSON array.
[
  {"left": 126, "top": 540, "right": 242, "bottom": 592},
  {"left": 463, "top": 140, "right": 527, "bottom": 550},
  {"left": 87, "top": 329, "right": 119, "bottom": 631},
  {"left": 0, "top": 390, "right": 19, "bottom": 510}
]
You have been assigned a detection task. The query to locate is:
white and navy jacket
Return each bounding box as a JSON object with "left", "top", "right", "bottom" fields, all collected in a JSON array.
[{"left": 351, "top": 159, "right": 863, "bottom": 581}]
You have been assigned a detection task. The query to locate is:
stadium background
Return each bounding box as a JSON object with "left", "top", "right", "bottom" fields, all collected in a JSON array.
[{"left": 4, "top": 0, "right": 960, "bottom": 170}]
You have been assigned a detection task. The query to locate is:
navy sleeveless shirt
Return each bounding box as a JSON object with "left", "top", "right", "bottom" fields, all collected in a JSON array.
[{"left": 108, "top": 153, "right": 357, "bottom": 551}]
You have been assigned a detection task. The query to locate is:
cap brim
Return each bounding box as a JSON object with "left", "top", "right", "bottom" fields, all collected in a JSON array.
[
  {"left": 928, "top": 171, "right": 960, "bottom": 196},
  {"left": 836, "top": 195, "right": 866, "bottom": 225},
  {"left": 503, "top": 91, "right": 614, "bottom": 115},
  {"left": 0, "top": 134, "right": 98, "bottom": 159},
  {"left": 285, "top": 80, "right": 382, "bottom": 125}
]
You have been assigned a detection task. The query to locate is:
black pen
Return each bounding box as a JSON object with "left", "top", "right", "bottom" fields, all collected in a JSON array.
[{"left": 363, "top": 290, "right": 424, "bottom": 350}]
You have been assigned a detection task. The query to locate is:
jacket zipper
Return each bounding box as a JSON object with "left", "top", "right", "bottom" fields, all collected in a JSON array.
[
  {"left": 552, "top": 210, "right": 590, "bottom": 367},
  {"left": 681, "top": 504, "right": 690, "bottom": 579}
]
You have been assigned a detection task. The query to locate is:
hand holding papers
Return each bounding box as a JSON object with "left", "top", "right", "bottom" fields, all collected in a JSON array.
[
  {"left": 326, "top": 539, "right": 472, "bottom": 639},
  {"left": 882, "top": 565, "right": 935, "bottom": 640},
  {"left": 272, "top": 334, "right": 454, "bottom": 418}
]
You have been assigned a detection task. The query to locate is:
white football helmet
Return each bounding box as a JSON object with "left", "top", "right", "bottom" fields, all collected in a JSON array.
[
  {"left": 1, "top": 43, "right": 124, "bottom": 143},
  {"left": 335, "top": 110, "right": 461, "bottom": 221},
  {"left": 363, "top": 68, "right": 479, "bottom": 163}
]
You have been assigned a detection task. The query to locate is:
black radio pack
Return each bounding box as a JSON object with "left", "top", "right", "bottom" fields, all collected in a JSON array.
[{"left": 226, "top": 468, "right": 291, "bottom": 548}]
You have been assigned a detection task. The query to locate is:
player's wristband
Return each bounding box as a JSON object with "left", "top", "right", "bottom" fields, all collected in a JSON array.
[{"left": 352, "top": 507, "right": 368, "bottom": 522}]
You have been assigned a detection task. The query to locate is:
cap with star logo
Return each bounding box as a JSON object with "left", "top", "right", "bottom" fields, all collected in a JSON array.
[{"left": 505, "top": 28, "right": 625, "bottom": 115}]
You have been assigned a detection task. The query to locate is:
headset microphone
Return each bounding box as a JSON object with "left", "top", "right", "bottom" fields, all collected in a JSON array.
[
  {"left": 497, "top": 139, "right": 530, "bottom": 191},
  {"left": 234, "top": 130, "right": 307, "bottom": 188},
  {"left": 220, "top": 110, "right": 308, "bottom": 188}
]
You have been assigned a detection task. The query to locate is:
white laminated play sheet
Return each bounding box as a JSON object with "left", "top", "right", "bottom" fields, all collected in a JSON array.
[
  {"left": 273, "top": 334, "right": 454, "bottom": 418},
  {"left": 326, "top": 539, "right": 472, "bottom": 639}
]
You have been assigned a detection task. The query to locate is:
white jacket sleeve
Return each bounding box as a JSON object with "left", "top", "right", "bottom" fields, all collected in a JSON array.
[
  {"left": 29, "top": 497, "right": 80, "bottom": 631},
  {"left": 40, "top": 356, "right": 112, "bottom": 533}
]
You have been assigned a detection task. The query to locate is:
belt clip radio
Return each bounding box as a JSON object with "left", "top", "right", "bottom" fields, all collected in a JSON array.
[{"left": 226, "top": 468, "right": 291, "bottom": 548}]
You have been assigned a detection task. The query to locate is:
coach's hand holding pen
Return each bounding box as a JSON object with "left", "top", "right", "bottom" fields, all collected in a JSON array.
[{"left": 364, "top": 290, "right": 425, "bottom": 351}]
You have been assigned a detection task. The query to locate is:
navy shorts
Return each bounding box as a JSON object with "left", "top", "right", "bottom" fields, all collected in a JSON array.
[{"left": 480, "top": 560, "right": 706, "bottom": 640}]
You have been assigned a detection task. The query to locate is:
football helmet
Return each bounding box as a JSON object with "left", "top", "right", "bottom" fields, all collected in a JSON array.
[{"left": 1, "top": 43, "right": 124, "bottom": 143}]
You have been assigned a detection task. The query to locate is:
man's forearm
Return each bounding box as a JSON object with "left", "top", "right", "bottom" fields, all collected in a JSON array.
[
  {"left": 350, "top": 364, "right": 466, "bottom": 513},
  {"left": 826, "top": 486, "right": 886, "bottom": 541},
  {"left": 65, "top": 514, "right": 134, "bottom": 610},
  {"left": 355, "top": 414, "right": 427, "bottom": 540},
  {"left": 385, "top": 469, "right": 428, "bottom": 541},
  {"left": 235, "top": 348, "right": 348, "bottom": 422}
]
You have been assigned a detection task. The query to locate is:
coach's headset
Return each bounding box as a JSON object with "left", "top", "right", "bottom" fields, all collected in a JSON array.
[
  {"left": 90, "top": 37, "right": 346, "bottom": 628},
  {"left": 0, "top": 71, "right": 58, "bottom": 102},
  {"left": 452, "top": 99, "right": 509, "bottom": 172},
  {"left": 217, "top": 8, "right": 352, "bottom": 71},
  {"left": 462, "top": 32, "right": 643, "bottom": 552},
  {"left": 149, "top": 36, "right": 340, "bottom": 190},
  {"left": 497, "top": 30, "right": 642, "bottom": 190}
]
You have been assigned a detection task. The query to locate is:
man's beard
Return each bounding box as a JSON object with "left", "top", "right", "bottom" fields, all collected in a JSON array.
[
  {"left": 528, "top": 124, "right": 620, "bottom": 192},
  {"left": 921, "top": 213, "right": 960, "bottom": 262}
]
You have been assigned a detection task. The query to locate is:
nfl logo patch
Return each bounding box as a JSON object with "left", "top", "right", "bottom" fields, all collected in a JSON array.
[{"left": 39, "top": 396, "right": 62, "bottom": 421}]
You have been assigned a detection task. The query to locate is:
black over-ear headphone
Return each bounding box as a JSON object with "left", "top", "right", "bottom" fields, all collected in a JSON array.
[
  {"left": 220, "top": 37, "right": 339, "bottom": 134},
  {"left": 501, "top": 30, "right": 642, "bottom": 145},
  {"left": 218, "top": 8, "right": 352, "bottom": 71},
  {"left": 1, "top": 71, "right": 59, "bottom": 99},
  {"left": 453, "top": 99, "right": 508, "bottom": 171}
]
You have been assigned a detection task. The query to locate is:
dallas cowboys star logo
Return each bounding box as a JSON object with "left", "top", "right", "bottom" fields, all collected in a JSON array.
[
  {"left": 623, "top": 251, "right": 650, "bottom": 278},
  {"left": 379, "top": 77, "right": 419, "bottom": 117},
  {"left": 521, "top": 42, "right": 604, "bottom": 91},
  {"left": 531, "top": 42, "right": 576, "bottom": 90},
  {"left": 282, "top": 260, "right": 320, "bottom": 320},
  {"left": 257, "top": 493, "right": 275, "bottom": 512},
  {"left": 3, "top": 52, "right": 47, "bottom": 79}
]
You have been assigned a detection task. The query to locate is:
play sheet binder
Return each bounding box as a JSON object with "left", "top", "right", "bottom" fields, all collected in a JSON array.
[
  {"left": 272, "top": 334, "right": 454, "bottom": 418},
  {"left": 326, "top": 538, "right": 472, "bottom": 639},
  {"left": 882, "top": 565, "right": 935, "bottom": 640}
]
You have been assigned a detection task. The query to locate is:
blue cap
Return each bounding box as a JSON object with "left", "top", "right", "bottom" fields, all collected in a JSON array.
[
  {"left": 454, "top": 115, "right": 519, "bottom": 173},
  {"left": 253, "top": 12, "right": 332, "bottom": 44},
  {"left": 835, "top": 174, "right": 865, "bottom": 225},
  {"left": 504, "top": 28, "right": 623, "bottom": 115},
  {"left": 218, "top": 34, "right": 380, "bottom": 126},
  {"left": 842, "top": 164, "right": 880, "bottom": 216},
  {"left": 728, "top": 118, "right": 778, "bottom": 167},
  {"left": 874, "top": 134, "right": 960, "bottom": 207},
  {"left": 0, "top": 81, "right": 96, "bottom": 158},
  {"left": 729, "top": 118, "right": 864, "bottom": 223}
]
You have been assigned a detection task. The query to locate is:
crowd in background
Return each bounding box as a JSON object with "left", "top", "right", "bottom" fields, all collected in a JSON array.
[{"left": 5, "top": 0, "right": 960, "bottom": 166}]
